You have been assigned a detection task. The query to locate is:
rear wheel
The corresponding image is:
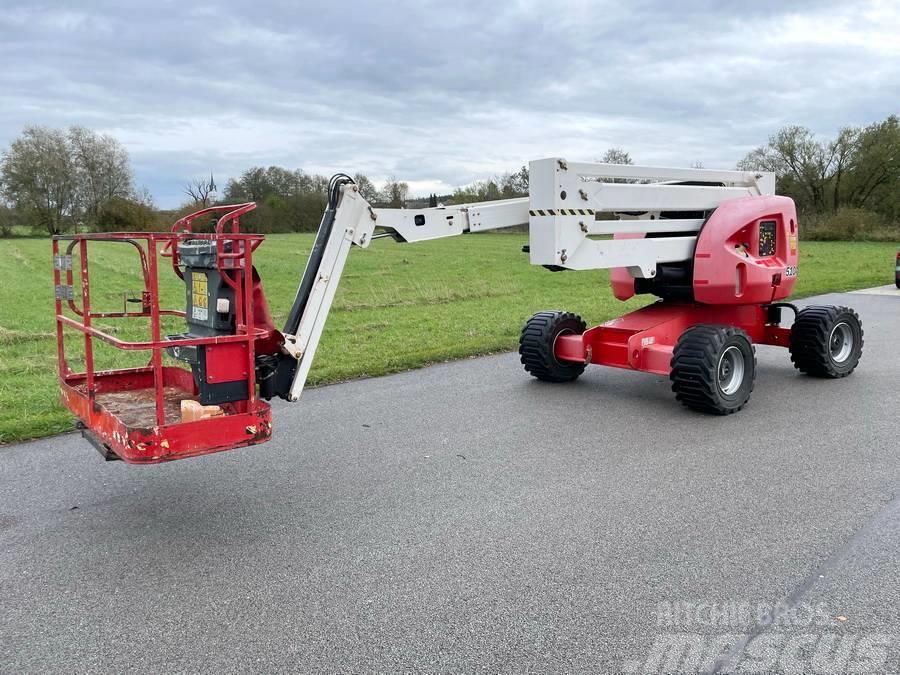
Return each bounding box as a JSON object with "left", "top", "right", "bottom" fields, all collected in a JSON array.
[
  {"left": 670, "top": 325, "right": 756, "bottom": 415},
  {"left": 519, "top": 311, "right": 586, "bottom": 382},
  {"left": 789, "top": 305, "right": 863, "bottom": 378}
]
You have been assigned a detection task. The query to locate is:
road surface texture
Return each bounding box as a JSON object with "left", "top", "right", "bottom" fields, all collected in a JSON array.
[{"left": 2, "top": 290, "right": 899, "bottom": 673}]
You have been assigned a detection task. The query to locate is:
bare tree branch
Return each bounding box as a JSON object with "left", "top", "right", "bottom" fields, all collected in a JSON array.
[{"left": 183, "top": 174, "right": 216, "bottom": 207}]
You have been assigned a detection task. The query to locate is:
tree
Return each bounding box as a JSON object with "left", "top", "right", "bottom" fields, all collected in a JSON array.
[
  {"left": 0, "top": 203, "right": 19, "bottom": 237},
  {"left": 449, "top": 179, "right": 500, "bottom": 204},
  {"left": 224, "top": 167, "right": 263, "bottom": 201},
  {"left": 68, "top": 126, "right": 133, "bottom": 223},
  {"left": 601, "top": 148, "right": 633, "bottom": 165},
  {"left": 95, "top": 196, "right": 158, "bottom": 232},
  {"left": 224, "top": 166, "right": 322, "bottom": 203},
  {"left": 739, "top": 125, "right": 834, "bottom": 211},
  {"left": 499, "top": 165, "right": 529, "bottom": 197},
  {"left": 0, "top": 126, "right": 77, "bottom": 234},
  {"left": 262, "top": 166, "right": 301, "bottom": 197},
  {"left": 448, "top": 165, "right": 529, "bottom": 204},
  {"left": 1, "top": 125, "right": 137, "bottom": 234},
  {"left": 597, "top": 148, "right": 634, "bottom": 183},
  {"left": 379, "top": 177, "right": 408, "bottom": 208},
  {"left": 352, "top": 173, "right": 378, "bottom": 202},
  {"left": 737, "top": 125, "right": 859, "bottom": 213},
  {"left": 220, "top": 165, "right": 348, "bottom": 232},
  {"left": 842, "top": 116, "right": 900, "bottom": 214},
  {"left": 183, "top": 173, "right": 217, "bottom": 207}
]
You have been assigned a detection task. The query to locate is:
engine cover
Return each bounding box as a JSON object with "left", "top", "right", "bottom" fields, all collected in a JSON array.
[{"left": 692, "top": 195, "right": 798, "bottom": 305}]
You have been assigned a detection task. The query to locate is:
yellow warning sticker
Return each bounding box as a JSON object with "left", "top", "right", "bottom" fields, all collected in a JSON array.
[{"left": 192, "top": 271, "right": 209, "bottom": 321}]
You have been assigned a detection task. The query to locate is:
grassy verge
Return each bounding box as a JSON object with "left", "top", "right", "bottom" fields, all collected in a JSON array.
[{"left": 1, "top": 235, "right": 896, "bottom": 444}]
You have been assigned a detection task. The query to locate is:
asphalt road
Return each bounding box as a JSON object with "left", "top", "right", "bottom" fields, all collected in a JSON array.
[{"left": 2, "top": 290, "right": 899, "bottom": 673}]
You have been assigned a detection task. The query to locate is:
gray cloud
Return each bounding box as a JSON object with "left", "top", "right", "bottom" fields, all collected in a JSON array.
[{"left": 1, "top": 0, "right": 898, "bottom": 207}]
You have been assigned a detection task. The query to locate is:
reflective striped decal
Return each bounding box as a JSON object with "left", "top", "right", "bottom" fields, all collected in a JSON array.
[{"left": 528, "top": 208, "right": 595, "bottom": 216}]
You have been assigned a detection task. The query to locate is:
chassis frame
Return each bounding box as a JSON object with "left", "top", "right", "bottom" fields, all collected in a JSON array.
[{"left": 553, "top": 302, "right": 792, "bottom": 374}]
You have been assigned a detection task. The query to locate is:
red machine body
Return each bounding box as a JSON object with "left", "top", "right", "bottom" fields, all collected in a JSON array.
[
  {"left": 693, "top": 195, "right": 798, "bottom": 305},
  {"left": 611, "top": 196, "right": 798, "bottom": 305},
  {"left": 562, "top": 195, "right": 799, "bottom": 376},
  {"left": 53, "top": 204, "right": 282, "bottom": 463}
]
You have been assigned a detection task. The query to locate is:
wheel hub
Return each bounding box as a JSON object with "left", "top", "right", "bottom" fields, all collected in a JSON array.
[
  {"left": 829, "top": 322, "right": 854, "bottom": 363},
  {"left": 717, "top": 346, "right": 745, "bottom": 396}
]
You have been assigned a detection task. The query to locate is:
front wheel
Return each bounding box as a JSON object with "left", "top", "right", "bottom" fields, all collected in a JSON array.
[
  {"left": 519, "top": 311, "right": 586, "bottom": 382},
  {"left": 670, "top": 325, "right": 756, "bottom": 415},
  {"left": 789, "top": 305, "right": 863, "bottom": 378}
]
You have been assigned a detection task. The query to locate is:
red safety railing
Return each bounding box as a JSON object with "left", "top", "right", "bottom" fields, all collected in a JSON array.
[{"left": 52, "top": 204, "right": 274, "bottom": 463}]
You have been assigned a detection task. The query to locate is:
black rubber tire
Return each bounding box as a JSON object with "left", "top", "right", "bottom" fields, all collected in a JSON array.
[
  {"left": 670, "top": 325, "right": 756, "bottom": 415},
  {"left": 519, "top": 311, "right": 587, "bottom": 382},
  {"left": 789, "top": 305, "right": 863, "bottom": 378}
]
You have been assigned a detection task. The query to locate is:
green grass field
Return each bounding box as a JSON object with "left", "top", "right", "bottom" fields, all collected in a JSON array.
[{"left": 0, "top": 234, "right": 896, "bottom": 443}]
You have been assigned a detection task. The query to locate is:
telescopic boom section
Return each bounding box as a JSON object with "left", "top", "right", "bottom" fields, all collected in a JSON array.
[
  {"left": 279, "top": 179, "right": 529, "bottom": 401},
  {"left": 278, "top": 159, "right": 773, "bottom": 401}
]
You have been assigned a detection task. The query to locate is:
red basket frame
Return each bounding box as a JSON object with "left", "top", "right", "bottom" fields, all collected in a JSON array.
[{"left": 52, "top": 204, "right": 273, "bottom": 463}]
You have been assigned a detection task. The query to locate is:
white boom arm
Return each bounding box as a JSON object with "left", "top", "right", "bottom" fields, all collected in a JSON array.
[{"left": 281, "top": 159, "right": 773, "bottom": 401}]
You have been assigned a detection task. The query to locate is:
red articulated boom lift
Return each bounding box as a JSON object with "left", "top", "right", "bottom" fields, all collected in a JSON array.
[{"left": 53, "top": 160, "right": 863, "bottom": 464}]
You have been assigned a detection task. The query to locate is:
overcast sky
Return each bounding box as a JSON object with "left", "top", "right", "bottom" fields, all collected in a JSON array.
[{"left": 1, "top": 1, "right": 898, "bottom": 208}]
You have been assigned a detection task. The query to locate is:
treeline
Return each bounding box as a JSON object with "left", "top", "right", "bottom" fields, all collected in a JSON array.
[
  {"left": 447, "top": 165, "right": 529, "bottom": 203},
  {"left": 211, "top": 167, "right": 411, "bottom": 233},
  {"left": 444, "top": 149, "right": 633, "bottom": 204},
  {"left": 2, "top": 119, "right": 898, "bottom": 240},
  {"left": 0, "top": 125, "right": 416, "bottom": 236},
  {"left": 738, "top": 115, "right": 900, "bottom": 240}
]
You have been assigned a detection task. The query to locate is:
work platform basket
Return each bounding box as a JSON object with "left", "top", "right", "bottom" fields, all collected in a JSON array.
[{"left": 52, "top": 204, "right": 274, "bottom": 463}]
